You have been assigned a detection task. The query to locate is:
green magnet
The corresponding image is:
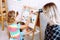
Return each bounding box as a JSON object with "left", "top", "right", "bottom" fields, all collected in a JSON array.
[{"left": 17, "top": 0, "right": 22, "bottom": 1}]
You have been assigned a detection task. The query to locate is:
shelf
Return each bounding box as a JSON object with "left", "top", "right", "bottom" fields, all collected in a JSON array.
[
  {"left": 2, "top": 0, "right": 5, "bottom": 2},
  {"left": 0, "top": 0, "right": 8, "bottom": 31}
]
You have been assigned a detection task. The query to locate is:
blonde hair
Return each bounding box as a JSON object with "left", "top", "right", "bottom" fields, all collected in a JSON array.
[{"left": 43, "top": 2, "right": 60, "bottom": 25}]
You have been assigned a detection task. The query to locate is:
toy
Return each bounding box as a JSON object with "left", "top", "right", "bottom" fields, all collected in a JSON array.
[{"left": 0, "top": 0, "right": 8, "bottom": 30}]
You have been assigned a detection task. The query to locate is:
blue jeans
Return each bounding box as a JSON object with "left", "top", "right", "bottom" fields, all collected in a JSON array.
[
  {"left": 10, "top": 32, "right": 24, "bottom": 40},
  {"left": 10, "top": 38, "right": 24, "bottom": 40}
]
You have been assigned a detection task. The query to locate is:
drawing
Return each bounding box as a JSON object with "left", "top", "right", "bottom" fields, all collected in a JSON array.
[
  {"left": 21, "top": 6, "right": 38, "bottom": 29},
  {"left": 21, "top": 8, "right": 30, "bottom": 23}
]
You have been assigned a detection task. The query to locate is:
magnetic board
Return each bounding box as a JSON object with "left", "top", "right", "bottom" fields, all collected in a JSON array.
[
  {"left": 21, "top": 6, "right": 38, "bottom": 29},
  {"left": 21, "top": 7, "right": 30, "bottom": 23}
]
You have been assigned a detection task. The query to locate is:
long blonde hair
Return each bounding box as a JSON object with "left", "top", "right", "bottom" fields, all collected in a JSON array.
[{"left": 43, "top": 2, "right": 60, "bottom": 25}]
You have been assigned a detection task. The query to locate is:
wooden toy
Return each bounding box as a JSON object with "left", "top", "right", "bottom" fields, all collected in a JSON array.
[{"left": 0, "top": 0, "right": 8, "bottom": 30}]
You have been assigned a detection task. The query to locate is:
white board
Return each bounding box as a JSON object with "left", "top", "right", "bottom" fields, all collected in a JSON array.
[
  {"left": 21, "top": 7, "right": 30, "bottom": 23},
  {"left": 21, "top": 7, "right": 38, "bottom": 29}
]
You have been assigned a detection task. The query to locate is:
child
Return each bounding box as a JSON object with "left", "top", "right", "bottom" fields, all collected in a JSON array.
[
  {"left": 7, "top": 10, "right": 28, "bottom": 40},
  {"left": 42, "top": 2, "right": 60, "bottom": 40}
]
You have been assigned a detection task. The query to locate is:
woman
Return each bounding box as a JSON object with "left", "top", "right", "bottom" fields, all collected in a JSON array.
[{"left": 43, "top": 2, "right": 60, "bottom": 40}]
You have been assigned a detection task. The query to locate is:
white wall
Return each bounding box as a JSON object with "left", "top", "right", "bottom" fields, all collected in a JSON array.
[
  {"left": 7, "top": 0, "right": 60, "bottom": 16},
  {"left": 7, "top": 0, "right": 60, "bottom": 40}
]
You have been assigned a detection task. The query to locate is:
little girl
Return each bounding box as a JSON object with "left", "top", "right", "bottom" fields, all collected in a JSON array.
[{"left": 7, "top": 10, "right": 28, "bottom": 40}]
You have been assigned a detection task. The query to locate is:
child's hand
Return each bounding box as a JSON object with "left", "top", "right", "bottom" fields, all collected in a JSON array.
[
  {"left": 25, "top": 33, "right": 29, "bottom": 36},
  {"left": 25, "top": 17, "right": 30, "bottom": 26}
]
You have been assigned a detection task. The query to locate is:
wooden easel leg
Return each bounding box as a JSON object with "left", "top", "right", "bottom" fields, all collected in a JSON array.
[
  {"left": 0, "top": 0, "right": 4, "bottom": 31},
  {"left": 2, "top": 15, "right": 4, "bottom": 30},
  {"left": 32, "top": 30, "right": 35, "bottom": 40},
  {"left": 39, "top": 14, "right": 42, "bottom": 40},
  {"left": 39, "top": 25, "right": 42, "bottom": 40}
]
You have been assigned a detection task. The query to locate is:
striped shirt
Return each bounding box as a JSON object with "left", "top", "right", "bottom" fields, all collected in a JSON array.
[{"left": 8, "top": 23, "right": 21, "bottom": 39}]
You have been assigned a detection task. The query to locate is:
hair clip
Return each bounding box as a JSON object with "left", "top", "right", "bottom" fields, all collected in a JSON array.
[{"left": 39, "top": 9, "right": 43, "bottom": 13}]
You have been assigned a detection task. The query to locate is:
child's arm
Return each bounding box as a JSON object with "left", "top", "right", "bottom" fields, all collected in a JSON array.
[
  {"left": 17, "top": 22, "right": 27, "bottom": 30},
  {"left": 20, "top": 25, "right": 27, "bottom": 29}
]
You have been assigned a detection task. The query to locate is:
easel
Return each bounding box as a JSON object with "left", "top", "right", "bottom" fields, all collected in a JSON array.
[
  {"left": 7, "top": 6, "right": 42, "bottom": 40},
  {"left": 22, "top": 6, "right": 42, "bottom": 40},
  {"left": 32, "top": 11, "right": 42, "bottom": 40},
  {"left": 0, "top": 0, "right": 8, "bottom": 30}
]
